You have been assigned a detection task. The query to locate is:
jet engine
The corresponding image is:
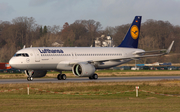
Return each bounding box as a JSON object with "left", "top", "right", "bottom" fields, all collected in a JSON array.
[
  {"left": 25, "top": 70, "right": 47, "bottom": 78},
  {"left": 72, "top": 63, "right": 95, "bottom": 77}
]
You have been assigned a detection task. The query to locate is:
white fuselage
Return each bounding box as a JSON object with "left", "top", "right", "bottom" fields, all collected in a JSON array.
[{"left": 9, "top": 47, "right": 144, "bottom": 71}]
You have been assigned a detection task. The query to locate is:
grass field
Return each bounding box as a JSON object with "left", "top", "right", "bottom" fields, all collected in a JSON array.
[{"left": 1, "top": 80, "right": 180, "bottom": 112}]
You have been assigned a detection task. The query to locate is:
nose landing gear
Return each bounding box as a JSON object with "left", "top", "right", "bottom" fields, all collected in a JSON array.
[
  {"left": 27, "top": 77, "right": 33, "bottom": 81},
  {"left": 25, "top": 70, "right": 34, "bottom": 81}
]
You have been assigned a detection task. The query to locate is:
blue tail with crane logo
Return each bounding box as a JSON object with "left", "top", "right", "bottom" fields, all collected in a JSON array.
[{"left": 118, "top": 16, "right": 142, "bottom": 48}]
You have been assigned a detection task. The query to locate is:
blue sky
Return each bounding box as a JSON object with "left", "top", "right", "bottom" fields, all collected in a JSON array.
[{"left": 0, "top": 0, "right": 180, "bottom": 28}]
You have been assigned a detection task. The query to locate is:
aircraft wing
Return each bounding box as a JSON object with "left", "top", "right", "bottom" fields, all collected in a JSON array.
[
  {"left": 133, "top": 41, "right": 174, "bottom": 56},
  {"left": 93, "top": 41, "right": 174, "bottom": 62},
  {"left": 133, "top": 49, "right": 166, "bottom": 55}
]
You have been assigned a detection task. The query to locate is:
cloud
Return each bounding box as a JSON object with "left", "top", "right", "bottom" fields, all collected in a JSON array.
[
  {"left": 39, "top": 0, "right": 95, "bottom": 25},
  {"left": 95, "top": 0, "right": 180, "bottom": 27},
  {"left": 51, "top": 0, "right": 85, "bottom": 11},
  {"left": 27, "top": 0, "right": 180, "bottom": 28},
  {"left": 0, "top": 2, "right": 14, "bottom": 16},
  {"left": 29, "top": 0, "right": 55, "bottom": 7}
]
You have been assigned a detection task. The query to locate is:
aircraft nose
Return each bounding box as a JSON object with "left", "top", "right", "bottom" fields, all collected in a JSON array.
[
  {"left": 9, "top": 57, "right": 27, "bottom": 69},
  {"left": 9, "top": 58, "right": 15, "bottom": 68}
]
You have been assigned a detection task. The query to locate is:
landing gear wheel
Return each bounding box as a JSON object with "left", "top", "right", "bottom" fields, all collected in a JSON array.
[
  {"left": 57, "top": 74, "right": 66, "bottom": 80},
  {"left": 27, "top": 77, "right": 33, "bottom": 81},
  {"left": 89, "top": 74, "right": 98, "bottom": 80},
  {"left": 93, "top": 74, "right": 98, "bottom": 80},
  {"left": 61, "top": 74, "right": 66, "bottom": 80},
  {"left": 89, "top": 76, "right": 93, "bottom": 80},
  {"left": 27, "top": 77, "right": 30, "bottom": 81},
  {"left": 57, "top": 74, "right": 61, "bottom": 80}
]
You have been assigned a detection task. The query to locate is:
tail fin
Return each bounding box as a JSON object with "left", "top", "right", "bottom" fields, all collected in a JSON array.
[{"left": 118, "top": 16, "right": 142, "bottom": 48}]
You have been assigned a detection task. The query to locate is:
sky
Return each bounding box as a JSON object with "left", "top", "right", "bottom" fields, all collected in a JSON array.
[{"left": 0, "top": 0, "right": 180, "bottom": 29}]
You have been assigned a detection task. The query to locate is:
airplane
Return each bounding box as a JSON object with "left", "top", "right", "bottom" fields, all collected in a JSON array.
[{"left": 9, "top": 16, "right": 174, "bottom": 81}]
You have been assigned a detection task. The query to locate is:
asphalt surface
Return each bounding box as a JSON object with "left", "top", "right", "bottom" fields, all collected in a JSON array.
[{"left": 0, "top": 76, "right": 180, "bottom": 84}]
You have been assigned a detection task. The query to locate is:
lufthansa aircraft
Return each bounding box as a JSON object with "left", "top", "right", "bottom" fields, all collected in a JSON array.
[{"left": 9, "top": 16, "right": 174, "bottom": 81}]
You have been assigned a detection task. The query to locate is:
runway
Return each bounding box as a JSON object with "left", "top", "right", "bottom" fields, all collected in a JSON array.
[{"left": 0, "top": 76, "right": 180, "bottom": 84}]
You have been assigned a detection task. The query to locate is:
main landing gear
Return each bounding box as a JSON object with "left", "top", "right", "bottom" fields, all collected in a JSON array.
[
  {"left": 57, "top": 71, "right": 66, "bottom": 80},
  {"left": 89, "top": 73, "right": 98, "bottom": 80},
  {"left": 56, "top": 72, "right": 98, "bottom": 80}
]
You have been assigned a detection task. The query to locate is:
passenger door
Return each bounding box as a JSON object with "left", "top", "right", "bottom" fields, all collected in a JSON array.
[{"left": 34, "top": 50, "right": 40, "bottom": 62}]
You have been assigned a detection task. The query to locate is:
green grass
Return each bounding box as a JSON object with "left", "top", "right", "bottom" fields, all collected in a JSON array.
[
  {"left": 1, "top": 93, "right": 180, "bottom": 112},
  {"left": 0, "top": 81, "right": 180, "bottom": 112}
]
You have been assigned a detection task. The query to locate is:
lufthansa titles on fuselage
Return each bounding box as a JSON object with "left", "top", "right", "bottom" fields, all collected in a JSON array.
[{"left": 38, "top": 49, "right": 64, "bottom": 53}]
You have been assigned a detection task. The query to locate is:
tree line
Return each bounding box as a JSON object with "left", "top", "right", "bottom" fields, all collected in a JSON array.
[{"left": 0, "top": 17, "right": 179, "bottom": 63}]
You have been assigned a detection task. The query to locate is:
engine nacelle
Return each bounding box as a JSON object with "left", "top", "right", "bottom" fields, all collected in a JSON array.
[
  {"left": 72, "top": 63, "right": 95, "bottom": 77},
  {"left": 25, "top": 70, "right": 47, "bottom": 78}
]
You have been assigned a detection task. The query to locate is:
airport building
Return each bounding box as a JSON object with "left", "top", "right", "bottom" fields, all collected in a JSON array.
[{"left": 95, "top": 35, "right": 114, "bottom": 47}]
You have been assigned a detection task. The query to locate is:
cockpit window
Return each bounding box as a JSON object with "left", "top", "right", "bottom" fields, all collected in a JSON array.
[
  {"left": 24, "top": 53, "right": 29, "bottom": 57},
  {"left": 14, "top": 53, "right": 29, "bottom": 57}
]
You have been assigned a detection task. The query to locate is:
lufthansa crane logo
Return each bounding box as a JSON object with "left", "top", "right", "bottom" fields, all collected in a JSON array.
[{"left": 130, "top": 25, "right": 139, "bottom": 39}]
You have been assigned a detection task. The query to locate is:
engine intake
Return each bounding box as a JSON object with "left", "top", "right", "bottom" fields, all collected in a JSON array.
[{"left": 72, "top": 63, "right": 95, "bottom": 77}]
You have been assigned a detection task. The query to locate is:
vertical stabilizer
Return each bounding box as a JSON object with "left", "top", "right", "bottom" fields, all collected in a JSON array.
[{"left": 118, "top": 16, "right": 142, "bottom": 48}]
